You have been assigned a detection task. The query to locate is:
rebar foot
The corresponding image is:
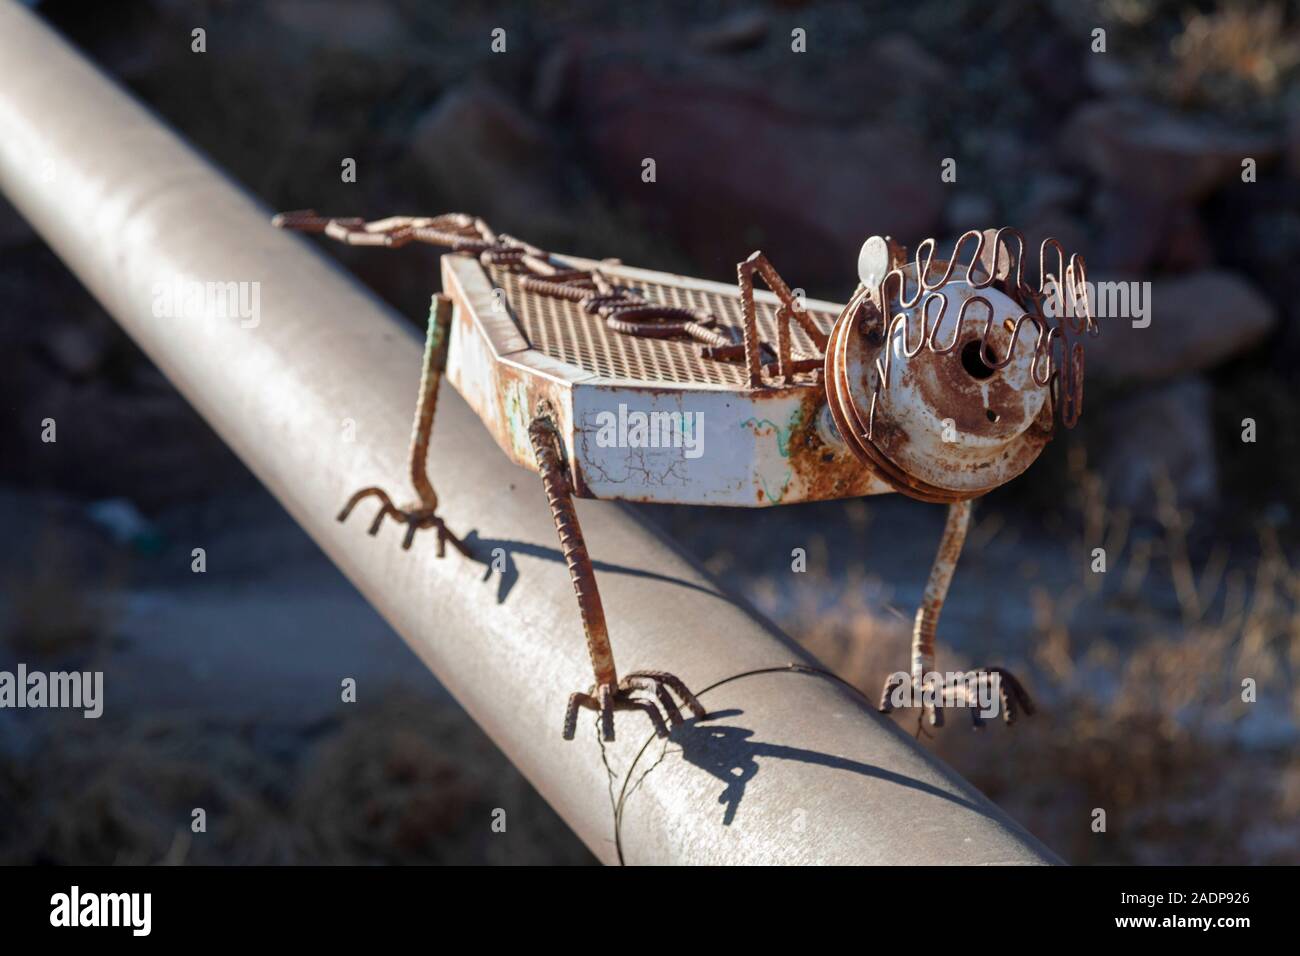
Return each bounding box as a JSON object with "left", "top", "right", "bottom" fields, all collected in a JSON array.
[
  {"left": 563, "top": 670, "right": 707, "bottom": 742},
  {"left": 337, "top": 486, "right": 470, "bottom": 558},
  {"left": 955, "top": 667, "right": 1035, "bottom": 727},
  {"left": 878, "top": 667, "right": 1034, "bottom": 728},
  {"left": 878, "top": 671, "right": 945, "bottom": 728}
]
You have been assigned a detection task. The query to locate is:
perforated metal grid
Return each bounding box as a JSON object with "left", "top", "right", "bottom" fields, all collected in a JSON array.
[{"left": 490, "top": 265, "right": 837, "bottom": 387}]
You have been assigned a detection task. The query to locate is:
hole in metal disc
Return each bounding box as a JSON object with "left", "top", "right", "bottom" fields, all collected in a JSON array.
[{"left": 961, "top": 339, "right": 997, "bottom": 380}]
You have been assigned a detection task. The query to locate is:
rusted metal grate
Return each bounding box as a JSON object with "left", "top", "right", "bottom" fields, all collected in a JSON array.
[{"left": 492, "top": 265, "right": 837, "bottom": 386}]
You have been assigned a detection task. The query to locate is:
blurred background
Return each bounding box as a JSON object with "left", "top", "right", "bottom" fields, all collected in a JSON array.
[{"left": 2, "top": 0, "right": 1298, "bottom": 864}]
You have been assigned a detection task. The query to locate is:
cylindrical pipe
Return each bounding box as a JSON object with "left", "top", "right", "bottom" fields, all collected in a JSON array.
[{"left": 0, "top": 2, "right": 1057, "bottom": 865}]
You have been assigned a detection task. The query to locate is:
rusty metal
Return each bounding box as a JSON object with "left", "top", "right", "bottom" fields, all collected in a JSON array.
[
  {"left": 529, "top": 403, "right": 708, "bottom": 742},
  {"left": 862, "top": 227, "right": 1095, "bottom": 435},
  {"left": 276, "top": 210, "right": 1096, "bottom": 733},
  {"left": 335, "top": 293, "right": 470, "bottom": 558},
  {"left": 277, "top": 209, "right": 768, "bottom": 364},
  {"left": 824, "top": 228, "right": 1093, "bottom": 503},
  {"left": 874, "top": 500, "right": 1035, "bottom": 727},
  {"left": 736, "top": 250, "right": 829, "bottom": 387},
  {"left": 277, "top": 210, "right": 833, "bottom": 386},
  {"left": 913, "top": 500, "right": 972, "bottom": 687}
]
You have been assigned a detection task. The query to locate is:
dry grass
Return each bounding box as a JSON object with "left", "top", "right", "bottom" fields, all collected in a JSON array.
[
  {"left": 758, "top": 452, "right": 1300, "bottom": 864},
  {"left": 2, "top": 691, "right": 593, "bottom": 866},
  {"left": 4, "top": 528, "right": 121, "bottom": 658},
  {"left": 1167, "top": 3, "right": 1300, "bottom": 107},
  {"left": 290, "top": 690, "right": 593, "bottom": 865},
  {"left": 2, "top": 715, "right": 290, "bottom": 865},
  {"left": 1098, "top": 0, "right": 1300, "bottom": 116}
]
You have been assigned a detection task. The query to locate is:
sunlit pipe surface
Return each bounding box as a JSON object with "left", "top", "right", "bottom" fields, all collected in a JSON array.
[{"left": 0, "top": 1, "right": 1058, "bottom": 865}]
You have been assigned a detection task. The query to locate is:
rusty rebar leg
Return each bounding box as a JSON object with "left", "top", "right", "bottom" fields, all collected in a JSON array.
[
  {"left": 878, "top": 500, "right": 1034, "bottom": 728},
  {"left": 334, "top": 294, "right": 469, "bottom": 558},
  {"left": 528, "top": 409, "right": 706, "bottom": 742}
]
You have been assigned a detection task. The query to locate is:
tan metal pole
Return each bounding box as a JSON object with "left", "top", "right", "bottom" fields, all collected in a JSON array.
[{"left": 0, "top": 0, "right": 1056, "bottom": 865}]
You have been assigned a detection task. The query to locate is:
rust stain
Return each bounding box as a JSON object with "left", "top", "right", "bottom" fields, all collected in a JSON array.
[{"left": 785, "top": 388, "right": 877, "bottom": 501}]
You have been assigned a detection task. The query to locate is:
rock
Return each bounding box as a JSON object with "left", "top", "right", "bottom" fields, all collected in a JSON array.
[
  {"left": 551, "top": 42, "right": 945, "bottom": 285},
  {"left": 409, "top": 83, "right": 575, "bottom": 237},
  {"left": 1092, "top": 189, "right": 1213, "bottom": 274},
  {"left": 865, "top": 34, "right": 952, "bottom": 92},
  {"left": 1062, "top": 99, "right": 1278, "bottom": 204},
  {"left": 1022, "top": 172, "right": 1083, "bottom": 217},
  {"left": 1020, "top": 31, "right": 1088, "bottom": 108},
  {"left": 1091, "top": 189, "right": 1167, "bottom": 274},
  {"left": 1085, "top": 57, "right": 1138, "bottom": 97},
  {"left": 814, "top": 34, "right": 952, "bottom": 123},
  {"left": 944, "top": 192, "right": 997, "bottom": 233},
  {"left": 1202, "top": 175, "right": 1300, "bottom": 320},
  {"left": 533, "top": 43, "right": 574, "bottom": 117},
  {"left": 41, "top": 323, "right": 111, "bottom": 380},
  {"left": 85, "top": 497, "right": 164, "bottom": 553},
  {"left": 1158, "top": 205, "right": 1215, "bottom": 272},
  {"left": 1086, "top": 270, "right": 1276, "bottom": 385},
  {"left": 689, "top": 10, "right": 769, "bottom": 53},
  {"left": 1100, "top": 376, "right": 1218, "bottom": 515},
  {"left": 269, "top": 0, "right": 405, "bottom": 55}
]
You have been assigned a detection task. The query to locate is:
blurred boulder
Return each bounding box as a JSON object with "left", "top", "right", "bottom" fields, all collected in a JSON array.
[
  {"left": 269, "top": 0, "right": 406, "bottom": 56},
  {"left": 40, "top": 322, "right": 111, "bottom": 380},
  {"left": 1020, "top": 31, "right": 1089, "bottom": 109},
  {"left": 1158, "top": 205, "right": 1216, "bottom": 272},
  {"left": 409, "top": 83, "right": 576, "bottom": 237},
  {"left": 548, "top": 41, "right": 945, "bottom": 286},
  {"left": 944, "top": 192, "right": 996, "bottom": 233},
  {"left": 1203, "top": 174, "right": 1300, "bottom": 312},
  {"left": 865, "top": 34, "right": 952, "bottom": 93},
  {"left": 1092, "top": 189, "right": 1213, "bottom": 273},
  {"left": 1087, "top": 270, "right": 1276, "bottom": 385},
  {"left": 1063, "top": 99, "right": 1278, "bottom": 205},
  {"left": 1085, "top": 57, "right": 1138, "bottom": 98},
  {"left": 1100, "top": 376, "right": 1218, "bottom": 514},
  {"left": 1022, "top": 172, "right": 1083, "bottom": 217},
  {"left": 689, "top": 10, "right": 769, "bottom": 53},
  {"left": 814, "top": 34, "right": 954, "bottom": 124}
]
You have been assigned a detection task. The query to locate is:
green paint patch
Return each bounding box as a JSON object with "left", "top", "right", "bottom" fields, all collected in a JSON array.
[
  {"left": 503, "top": 381, "right": 532, "bottom": 460},
  {"left": 740, "top": 405, "right": 805, "bottom": 458},
  {"left": 741, "top": 405, "right": 804, "bottom": 502}
]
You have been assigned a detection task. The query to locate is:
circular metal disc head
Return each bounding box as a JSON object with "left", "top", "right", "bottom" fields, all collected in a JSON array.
[
  {"left": 824, "top": 293, "right": 961, "bottom": 503},
  {"left": 828, "top": 272, "right": 1055, "bottom": 499}
]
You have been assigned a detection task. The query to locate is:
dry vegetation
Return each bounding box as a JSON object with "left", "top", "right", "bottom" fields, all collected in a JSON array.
[
  {"left": 751, "top": 452, "right": 1300, "bottom": 864},
  {"left": 0, "top": 690, "right": 592, "bottom": 865}
]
